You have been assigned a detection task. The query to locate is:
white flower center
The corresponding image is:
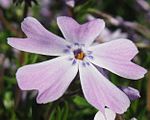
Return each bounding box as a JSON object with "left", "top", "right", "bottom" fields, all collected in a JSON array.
[{"left": 64, "top": 43, "right": 94, "bottom": 65}]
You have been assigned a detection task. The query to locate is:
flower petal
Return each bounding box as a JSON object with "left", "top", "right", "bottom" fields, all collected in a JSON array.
[
  {"left": 88, "top": 39, "right": 147, "bottom": 79},
  {"left": 66, "top": 0, "right": 75, "bottom": 7},
  {"left": 79, "top": 62, "right": 130, "bottom": 114},
  {"left": 130, "top": 118, "right": 137, "bottom": 120},
  {"left": 119, "top": 86, "right": 140, "bottom": 101},
  {"left": 57, "top": 16, "right": 105, "bottom": 46},
  {"left": 8, "top": 17, "right": 70, "bottom": 56},
  {"left": 94, "top": 109, "right": 116, "bottom": 120},
  {"left": 16, "top": 56, "right": 78, "bottom": 103}
]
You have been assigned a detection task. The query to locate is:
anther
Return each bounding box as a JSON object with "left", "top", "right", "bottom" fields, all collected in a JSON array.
[{"left": 73, "top": 49, "right": 85, "bottom": 60}]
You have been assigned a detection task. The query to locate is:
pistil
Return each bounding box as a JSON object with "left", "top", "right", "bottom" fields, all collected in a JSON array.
[{"left": 73, "top": 49, "right": 85, "bottom": 60}]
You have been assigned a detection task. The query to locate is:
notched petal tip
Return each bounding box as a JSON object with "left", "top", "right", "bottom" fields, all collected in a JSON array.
[
  {"left": 16, "top": 66, "right": 53, "bottom": 104},
  {"left": 16, "top": 56, "right": 78, "bottom": 104},
  {"left": 57, "top": 16, "right": 105, "bottom": 46}
]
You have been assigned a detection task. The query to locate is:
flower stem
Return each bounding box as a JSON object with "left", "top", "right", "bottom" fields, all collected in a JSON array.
[
  {"left": 116, "top": 114, "right": 124, "bottom": 120},
  {"left": 23, "top": 2, "right": 29, "bottom": 19}
]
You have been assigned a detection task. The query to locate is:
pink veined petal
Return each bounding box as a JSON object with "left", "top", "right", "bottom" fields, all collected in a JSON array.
[
  {"left": 79, "top": 62, "right": 130, "bottom": 114},
  {"left": 16, "top": 56, "right": 78, "bottom": 103},
  {"left": 57, "top": 16, "right": 105, "bottom": 46},
  {"left": 88, "top": 39, "right": 147, "bottom": 79},
  {"left": 94, "top": 109, "right": 116, "bottom": 120},
  {"left": 8, "top": 17, "right": 70, "bottom": 56}
]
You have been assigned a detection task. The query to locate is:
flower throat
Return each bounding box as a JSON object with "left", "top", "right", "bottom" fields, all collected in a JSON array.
[{"left": 73, "top": 49, "right": 85, "bottom": 60}]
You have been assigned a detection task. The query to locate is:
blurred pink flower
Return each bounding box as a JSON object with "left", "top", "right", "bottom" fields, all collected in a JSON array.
[
  {"left": 131, "top": 118, "right": 137, "bottom": 120},
  {"left": 0, "top": 0, "right": 11, "bottom": 8},
  {"left": 65, "top": 0, "right": 75, "bottom": 7},
  {"left": 40, "top": 0, "right": 51, "bottom": 17},
  {"left": 96, "top": 28, "right": 128, "bottom": 43},
  {"left": 87, "top": 14, "right": 127, "bottom": 43},
  {"left": 8, "top": 16, "right": 147, "bottom": 115}
]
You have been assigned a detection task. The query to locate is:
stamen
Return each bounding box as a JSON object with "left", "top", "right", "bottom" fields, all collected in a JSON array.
[
  {"left": 75, "top": 52, "right": 85, "bottom": 60},
  {"left": 73, "top": 49, "right": 85, "bottom": 60}
]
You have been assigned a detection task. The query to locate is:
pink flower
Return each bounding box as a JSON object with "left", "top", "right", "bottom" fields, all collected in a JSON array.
[
  {"left": 119, "top": 86, "right": 140, "bottom": 101},
  {"left": 7, "top": 16, "right": 147, "bottom": 115},
  {"left": 96, "top": 28, "right": 128, "bottom": 43},
  {"left": 40, "top": 0, "right": 51, "bottom": 17},
  {"left": 94, "top": 109, "right": 138, "bottom": 120},
  {"left": 94, "top": 86, "right": 140, "bottom": 120},
  {"left": 94, "top": 108, "right": 116, "bottom": 120},
  {"left": 65, "top": 0, "right": 75, "bottom": 7},
  {"left": 0, "top": 0, "right": 11, "bottom": 8},
  {"left": 86, "top": 14, "right": 128, "bottom": 43}
]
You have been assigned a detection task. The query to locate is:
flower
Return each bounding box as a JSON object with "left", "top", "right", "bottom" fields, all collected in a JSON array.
[
  {"left": 94, "top": 109, "right": 138, "bottom": 120},
  {"left": 94, "top": 108, "right": 116, "bottom": 120},
  {"left": 65, "top": 0, "right": 75, "bottom": 7},
  {"left": 94, "top": 87, "right": 140, "bottom": 120},
  {"left": 96, "top": 28, "right": 128, "bottom": 43},
  {"left": 86, "top": 14, "right": 127, "bottom": 43},
  {"left": 7, "top": 16, "right": 147, "bottom": 115},
  {"left": 0, "top": 0, "right": 11, "bottom": 8},
  {"left": 40, "top": 0, "right": 51, "bottom": 17},
  {"left": 119, "top": 86, "right": 140, "bottom": 101}
]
